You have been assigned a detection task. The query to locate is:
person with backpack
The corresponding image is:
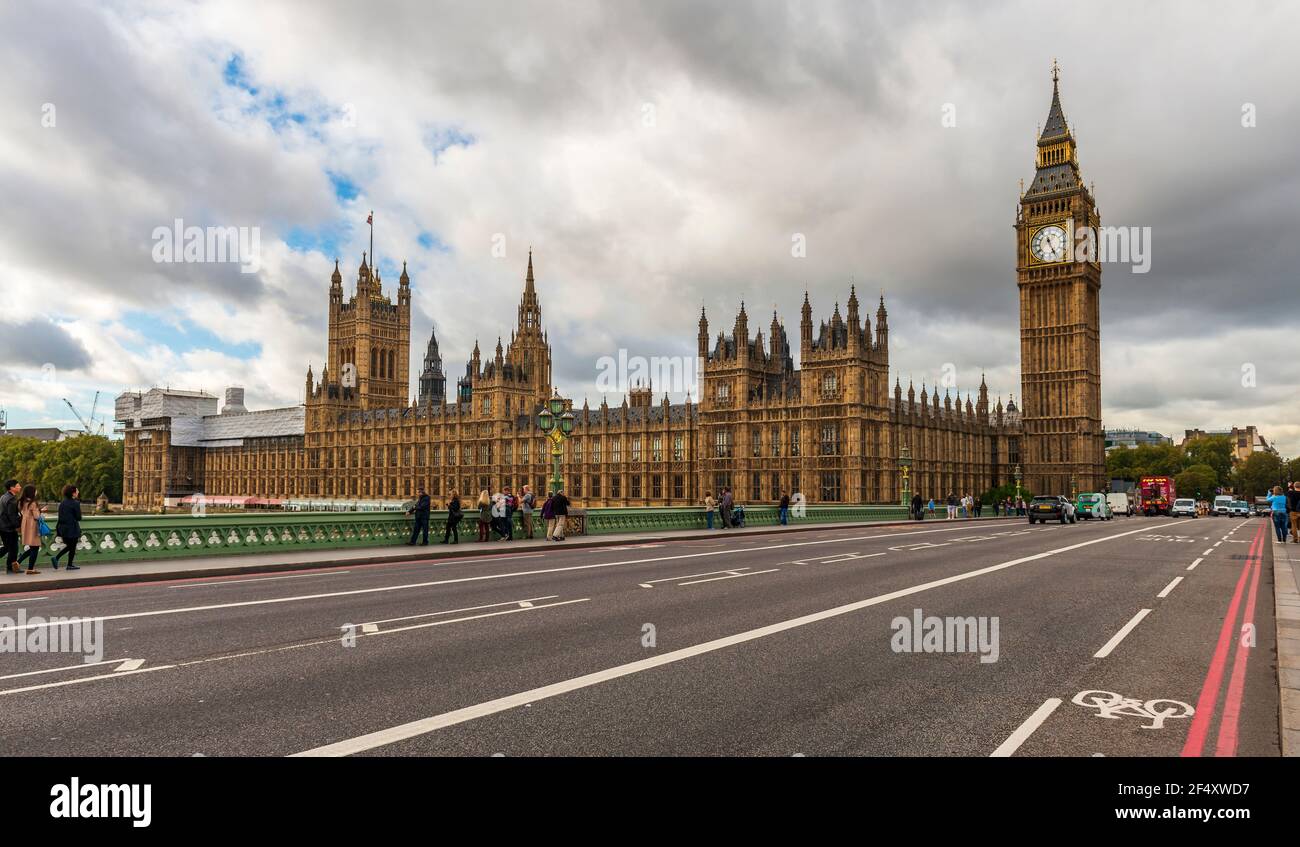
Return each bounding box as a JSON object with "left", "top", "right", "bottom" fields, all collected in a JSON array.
[
  {"left": 442, "top": 490, "right": 463, "bottom": 544},
  {"left": 0, "top": 479, "right": 21, "bottom": 574},
  {"left": 17, "top": 484, "right": 45, "bottom": 575},
  {"left": 50, "top": 484, "right": 82, "bottom": 570}
]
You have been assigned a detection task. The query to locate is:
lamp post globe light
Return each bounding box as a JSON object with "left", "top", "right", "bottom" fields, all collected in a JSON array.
[{"left": 538, "top": 391, "right": 574, "bottom": 495}]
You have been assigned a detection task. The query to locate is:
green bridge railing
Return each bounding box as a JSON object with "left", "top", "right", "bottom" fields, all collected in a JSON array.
[{"left": 35, "top": 503, "right": 915, "bottom": 566}]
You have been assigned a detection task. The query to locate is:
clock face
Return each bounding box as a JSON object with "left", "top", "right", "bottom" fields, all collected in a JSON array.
[{"left": 1031, "top": 224, "right": 1067, "bottom": 262}]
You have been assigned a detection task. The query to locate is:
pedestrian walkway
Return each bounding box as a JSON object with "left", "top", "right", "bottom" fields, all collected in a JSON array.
[
  {"left": 1273, "top": 536, "right": 1300, "bottom": 756},
  {"left": 0, "top": 515, "right": 1014, "bottom": 593}
]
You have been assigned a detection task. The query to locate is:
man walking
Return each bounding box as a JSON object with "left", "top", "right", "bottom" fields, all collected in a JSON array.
[
  {"left": 719, "top": 487, "right": 734, "bottom": 529},
  {"left": 946, "top": 493, "right": 957, "bottom": 520},
  {"left": 0, "top": 480, "right": 20, "bottom": 574},
  {"left": 911, "top": 492, "right": 923, "bottom": 521},
  {"left": 779, "top": 491, "right": 790, "bottom": 526},
  {"left": 550, "top": 488, "right": 570, "bottom": 541},
  {"left": 406, "top": 487, "right": 431, "bottom": 545}
]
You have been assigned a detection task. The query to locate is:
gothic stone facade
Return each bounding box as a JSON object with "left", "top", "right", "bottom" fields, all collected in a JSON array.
[{"left": 119, "top": 75, "right": 1099, "bottom": 510}]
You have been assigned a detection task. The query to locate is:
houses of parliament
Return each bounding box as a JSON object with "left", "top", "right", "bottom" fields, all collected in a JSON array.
[{"left": 116, "top": 71, "right": 1107, "bottom": 510}]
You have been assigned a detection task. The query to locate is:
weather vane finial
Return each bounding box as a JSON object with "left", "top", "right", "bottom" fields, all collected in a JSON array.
[{"left": 1051, "top": 58, "right": 1060, "bottom": 83}]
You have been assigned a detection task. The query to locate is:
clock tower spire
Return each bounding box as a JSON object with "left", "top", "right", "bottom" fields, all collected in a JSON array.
[{"left": 1016, "top": 63, "right": 1105, "bottom": 496}]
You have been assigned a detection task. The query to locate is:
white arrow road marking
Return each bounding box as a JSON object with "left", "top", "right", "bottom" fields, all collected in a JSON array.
[
  {"left": 361, "top": 624, "right": 379, "bottom": 633},
  {"left": 678, "top": 568, "right": 779, "bottom": 586},
  {"left": 991, "top": 698, "right": 1062, "bottom": 757},
  {"left": 294, "top": 522, "right": 1162, "bottom": 757},
  {"left": 114, "top": 659, "right": 146, "bottom": 672}
]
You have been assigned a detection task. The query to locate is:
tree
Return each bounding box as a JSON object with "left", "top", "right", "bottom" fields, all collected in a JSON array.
[
  {"left": 1231, "top": 452, "right": 1284, "bottom": 499},
  {"left": 0, "top": 435, "right": 122, "bottom": 502},
  {"left": 1185, "top": 436, "right": 1234, "bottom": 488},
  {"left": 1286, "top": 456, "right": 1300, "bottom": 483},
  {"left": 1175, "top": 464, "right": 1218, "bottom": 501}
]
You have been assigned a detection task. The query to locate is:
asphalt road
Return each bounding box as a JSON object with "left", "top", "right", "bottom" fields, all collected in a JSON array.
[{"left": 0, "top": 515, "right": 1280, "bottom": 757}]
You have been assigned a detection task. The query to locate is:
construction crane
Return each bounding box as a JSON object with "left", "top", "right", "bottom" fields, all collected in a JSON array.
[{"left": 62, "top": 391, "right": 105, "bottom": 436}]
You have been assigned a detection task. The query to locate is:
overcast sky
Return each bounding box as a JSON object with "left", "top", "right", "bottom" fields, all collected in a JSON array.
[{"left": 1, "top": 0, "right": 1296, "bottom": 453}]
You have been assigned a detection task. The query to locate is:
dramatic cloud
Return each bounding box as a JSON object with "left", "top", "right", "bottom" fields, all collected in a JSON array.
[{"left": 0, "top": 0, "right": 1295, "bottom": 453}]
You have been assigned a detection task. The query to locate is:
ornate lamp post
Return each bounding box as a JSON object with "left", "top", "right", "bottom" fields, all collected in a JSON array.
[
  {"left": 898, "top": 444, "right": 913, "bottom": 508},
  {"left": 1013, "top": 463, "right": 1023, "bottom": 504},
  {"left": 537, "top": 391, "right": 575, "bottom": 495},
  {"left": 1070, "top": 472, "right": 1077, "bottom": 500}
]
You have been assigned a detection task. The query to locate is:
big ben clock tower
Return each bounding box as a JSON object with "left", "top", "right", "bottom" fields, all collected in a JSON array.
[{"left": 1017, "top": 62, "right": 1105, "bottom": 497}]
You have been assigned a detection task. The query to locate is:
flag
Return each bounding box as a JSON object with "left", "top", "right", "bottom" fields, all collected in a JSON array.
[{"left": 367, "top": 212, "right": 373, "bottom": 225}]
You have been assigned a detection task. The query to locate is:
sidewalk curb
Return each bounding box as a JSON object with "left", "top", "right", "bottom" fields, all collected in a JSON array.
[
  {"left": 1272, "top": 538, "right": 1300, "bottom": 757},
  {"left": 0, "top": 515, "right": 1020, "bottom": 594}
]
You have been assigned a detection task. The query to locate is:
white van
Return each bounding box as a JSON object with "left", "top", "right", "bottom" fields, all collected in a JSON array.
[
  {"left": 1213, "top": 495, "right": 1234, "bottom": 516},
  {"left": 1171, "top": 498, "right": 1197, "bottom": 518},
  {"left": 1106, "top": 492, "right": 1132, "bottom": 516}
]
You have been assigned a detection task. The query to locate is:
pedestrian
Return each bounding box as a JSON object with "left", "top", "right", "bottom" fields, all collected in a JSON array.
[
  {"left": 1288, "top": 482, "right": 1300, "bottom": 544},
  {"left": 476, "top": 490, "right": 492, "bottom": 542},
  {"left": 946, "top": 493, "right": 957, "bottom": 520},
  {"left": 406, "top": 487, "right": 431, "bottom": 545},
  {"left": 0, "top": 479, "right": 21, "bottom": 574},
  {"left": 703, "top": 491, "right": 717, "bottom": 529},
  {"left": 490, "top": 491, "right": 511, "bottom": 540},
  {"left": 1267, "top": 486, "right": 1290, "bottom": 543},
  {"left": 503, "top": 486, "right": 517, "bottom": 540},
  {"left": 551, "top": 488, "right": 570, "bottom": 541},
  {"left": 50, "top": 484, "right": 82, "bottom": 570},
  {"left": 911, "top": 492, "right": 923, "bottom": 520},
  {"left": 973, "top": 496, "right": 982, "bottom": 518},
  {"left": 520, "top": 485, "right": 536, "bottom": 539},
  {"left": 442, "top": 490, "right": 463, "bottom": 544},
  {"left": 541, "top": 491, "right": 556, "bottom": 540},
  {"left": 779, "top": 491, "right": 791, "bottom": 525},
  {"left": 719, "top": 487, "right": 734, "bottom": 529},
  {"left": 927, "top": 498, "right": 935, "bottom": 517},
  {"left": 17, "top": 484, "right": 44, "bottom": 575}
]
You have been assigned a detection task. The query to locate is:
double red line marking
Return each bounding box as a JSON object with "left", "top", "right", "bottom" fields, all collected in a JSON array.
[{"left": 1180, "top": 522, "right": 1266, "bottom": 757}]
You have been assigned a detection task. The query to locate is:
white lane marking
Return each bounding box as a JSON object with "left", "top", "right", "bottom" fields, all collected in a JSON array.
[
  {"left": 0, "top": 658, "right": 131, "bottom": 682},
  {"left": 1156, "top": 577, "right": 1183, "bottom": 598},
  {"left": 1213, "top": 541, "right": 1222, "bottom": 548},
  {"left": 114, "top": 659, "right": 145, "bottom": 672},
  {"left": 362, "top": 596, "right": 559, "bottom": 626},
  {"left": 990, "top": 698, "right": 1062, "bottom": 757},
  {"left": 1203, "top": 548, "right": 1214, "bottom": 556},
  {"left": 169, "top": 571, "right": 353, "bottom": 588},
  {"left": 361, "top": 623, "right": 379, "bottom": 633},
  {"left": 0, "top": 596, "right": 47, "bottom": 604},
  {"left": 0, "top": 522, "right": 1067, "bottom": 634},
  {"left": 677, "top": 569, "right": 779, "bottom": 586},
  {"left": 0, "top": 665, "right": 173, "bottom": 697},
  {"left": 293, "top": 522, "right": 1161, "bottom": 757},
  {"left": 817, "top": 552, "right": 887, "bottom": 565},
  {"left": 1093, "top": 609, "right": 1152, "bottom": 658},
  {"left": 1187, "top": 558, "right": 1204, "bottom": 571}
]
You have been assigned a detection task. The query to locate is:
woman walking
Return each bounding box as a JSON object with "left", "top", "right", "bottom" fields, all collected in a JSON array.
[
  {"left": 476, "top": 490, "right": 492, "bottom": 542},
  {"left": 442, "top": 490, "right": 462, "bottom": 544},
  {"left": 1267, "top": 486, "right": 1290, "bottom": 543},
  {"left": 50, "top": 484, "right": 82, "bottom": 570},
  {"left": 703, "top": 491, "right": 717, "bottom": 529},
  {"left": 17, "top": 485, "right": 44, "bottom": 575}
]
